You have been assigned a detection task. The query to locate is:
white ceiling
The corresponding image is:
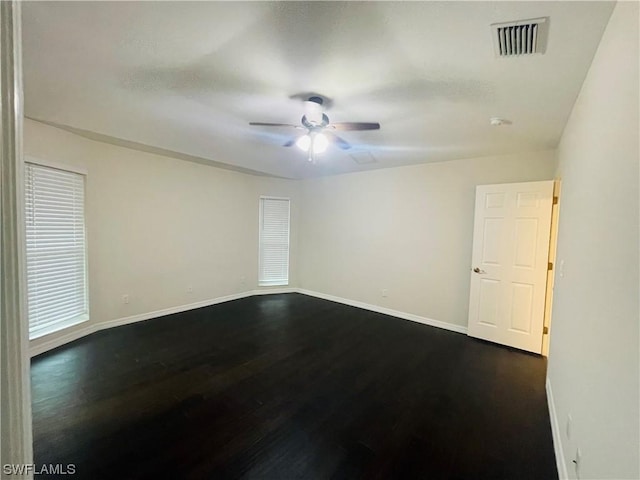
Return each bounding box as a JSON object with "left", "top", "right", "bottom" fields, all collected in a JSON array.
[{"left": 22, "top": 1, "right": 615, "bottom": 179}]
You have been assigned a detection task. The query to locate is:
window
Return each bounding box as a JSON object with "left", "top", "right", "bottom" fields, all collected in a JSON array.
[
  {"left": 25, "top": 161, "right": 88, "bottom": 339},
  {"left": 259, "top": 197, "right": 290, "bottom": 286}
]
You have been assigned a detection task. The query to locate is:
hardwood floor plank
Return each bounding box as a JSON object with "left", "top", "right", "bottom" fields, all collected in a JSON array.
[{"left": 31, "top": 293, "right": 558, "bottom": 480}]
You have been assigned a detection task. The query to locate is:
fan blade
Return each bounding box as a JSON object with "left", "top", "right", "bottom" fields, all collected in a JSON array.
[
  {"left": 330, "top": 122, "right": 380, "bottom": 131},
  {"left": 325, "top": 132, "right": 351, "bottom": 150},
  {"left": 329, "top": 122, "right": 380, "bottom": 131},
  {"left": 249, "top": 122, "right": 302, "bottom": 129}
]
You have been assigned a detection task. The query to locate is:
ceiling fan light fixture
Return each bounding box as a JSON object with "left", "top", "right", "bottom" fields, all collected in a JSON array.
[
  {"left": 313, "top": 133, "right": 329, "bottom": 153},
  {"left": 296, "top": 134, "right": 311, "bottom": 152},
  {"left": 249, "top": 93, "right": 380, "bottom": 158},
  {"left": 304, "top": 100, "right": 323, "bottom": 125},
  {"left": 304, "top": 97, "right": 323, "bottom": 125},
  {"left": 296, "top": 132, "right": 328, "bottom": 154}
]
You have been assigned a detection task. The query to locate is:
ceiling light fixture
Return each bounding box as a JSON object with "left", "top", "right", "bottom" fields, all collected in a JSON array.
[
  {"left": 304, "top": 99, "right": 324, "bottom": 125},
  {"left": 296, "top": 134, "right": 311, "bottom": 152},
  {"left": 313, "top": 133, "right": 328, "bottom": 153},
  {"left": 296, "top": 132, "right": 329, "bottom": 155},
  {"left": 249, "top": 94, "right": 381, "bottom": 163}
]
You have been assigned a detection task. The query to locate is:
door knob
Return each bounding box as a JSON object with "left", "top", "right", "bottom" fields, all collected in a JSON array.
[{"left": 473, "top": 267, "right": 486, "bottom": 274}]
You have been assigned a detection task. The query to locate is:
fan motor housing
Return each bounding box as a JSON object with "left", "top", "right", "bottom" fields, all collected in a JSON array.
[{"left": 302, "top": 113, "right": 330, "bottom": 129}]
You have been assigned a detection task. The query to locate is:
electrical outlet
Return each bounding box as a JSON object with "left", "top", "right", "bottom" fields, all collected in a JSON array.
[
  {"left": 567, "top": 413, "right": 573, "bottom": 439},
  {"left": 240, "top": 276, "right": 246, "bottom": 286},
  {"left": 122, "top": 294, "right": 129, "bottom": 305},
  {"left": 559, "top": 259, "right": 565, "bottom": 278},
  {"left": 381, "top": 289, "right": 388, "bottom": 298}
]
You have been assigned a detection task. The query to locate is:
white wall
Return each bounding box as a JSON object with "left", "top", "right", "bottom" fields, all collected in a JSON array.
[
  {"left": 25, "top": 118, "right": 555, "bottom": 346},
  {"left": 546, "top": 2, "right": 639, "bottom": 479},
  {"left": 298, "top": 151, "right": 556, "bottom": 328},
  {"left": 24, "top": 118, "right": 299, "bottom": 353}
]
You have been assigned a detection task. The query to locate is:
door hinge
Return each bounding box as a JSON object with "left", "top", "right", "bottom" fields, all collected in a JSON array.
[
  {"left": 548, "top": 262, "right": 553, "bottom": 271},
  {"left": 553, "top": 196, "right": 558, "bottom": 205},
  {"left": 543, "top": 326, "right": 549, "bottom": 335}
]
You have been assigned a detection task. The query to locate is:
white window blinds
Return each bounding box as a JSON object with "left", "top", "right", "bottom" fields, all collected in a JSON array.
[
  {"left": 259, "top": 197, "right": 290, "bottom": 286},
  {"left": 25, "top": 162, "right": 88, "bottom": 339}
]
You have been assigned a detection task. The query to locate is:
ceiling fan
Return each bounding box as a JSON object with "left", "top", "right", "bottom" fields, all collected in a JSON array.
[{"left": 249, "top": 96, "right": 380, "bottom": 162}]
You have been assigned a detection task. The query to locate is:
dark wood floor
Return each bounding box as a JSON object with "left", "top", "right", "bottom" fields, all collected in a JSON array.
[{"left": 32, "top": 293, "right": 558, "bottom": 480}]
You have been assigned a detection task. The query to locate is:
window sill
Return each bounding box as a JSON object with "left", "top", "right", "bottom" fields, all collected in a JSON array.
[
  {"left": 258, "top": 281, "right": 289, "bottom": 287},
  {"left": 29, "top": 314, "right": 90, "bottom": 341}
]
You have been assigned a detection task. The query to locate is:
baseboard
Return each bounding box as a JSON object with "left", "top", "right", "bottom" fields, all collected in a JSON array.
[
  {"left": 100, "top": 289, "right": 299, "bottom": 330},
  {"left": 296, "top": 288, "right": 468, "bottom": 335},
  {"left": 99, "top": 291, "right": 257, "bottom": 330},
  {"left": 30, "top": 287, "right": 463, "bottom": 357},
  {"left": 546, "top": 377, "right": 568, "bottom": 480},
  {"left": 29, "top": 323, "right": 98, "bottom": 357},
  {"left": 30, "top": 288, "right": 297, "bottom": 357}
]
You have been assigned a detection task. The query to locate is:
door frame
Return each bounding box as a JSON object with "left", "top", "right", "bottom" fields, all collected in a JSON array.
[
  {"left": 0, "top": 1, "right": 33, "bottom": 477},
  {"left": 541, "top": 179, "right": 561, "bottom": 356}
]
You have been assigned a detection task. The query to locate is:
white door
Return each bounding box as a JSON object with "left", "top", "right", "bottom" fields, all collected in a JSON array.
[{"left": 467, "top": 181, "right": 554, "bottom": 354}]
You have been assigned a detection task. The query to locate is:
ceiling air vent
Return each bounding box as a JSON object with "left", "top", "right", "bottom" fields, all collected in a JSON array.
[{"left": 491, "top": 17, "right": 548, "bottom": 57}]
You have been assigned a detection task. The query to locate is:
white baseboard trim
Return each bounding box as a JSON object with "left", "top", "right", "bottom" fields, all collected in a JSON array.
[
  {"left": 30, "top": 287, "right": 464, "bottom": 357},
  {"left": 30, "top": 288, "right": 297, "bottom": 357},
  {"left": 100, "top": 291, "right": 256, "bottom": 330},
  {"left": 29, "top": 323, "right": 98, "bottom": 357},
  {"left": 295, "top": 288, "right": 468, "bottom": 335},
  {"left": 546, "top": 377, "right": 568, "bottom": 480}
]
